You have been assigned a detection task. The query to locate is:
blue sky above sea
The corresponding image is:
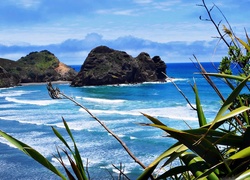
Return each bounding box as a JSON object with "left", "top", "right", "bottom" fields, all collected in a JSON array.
[{"left": 0, "top": 0, "right": 249, "bottom": 65}]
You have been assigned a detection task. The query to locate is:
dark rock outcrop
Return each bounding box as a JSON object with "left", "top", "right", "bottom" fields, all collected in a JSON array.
[
  {"left": 71, "top": 46, "right": 166, "bottom": 86},
  {"left": 0, "top": 50, "right": 77, "bottom": 86},
  {"left": 0, "top": 66, "right": 20, "bottom": 88}
]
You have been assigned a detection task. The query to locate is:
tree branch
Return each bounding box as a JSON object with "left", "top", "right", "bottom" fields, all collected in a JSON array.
[{"left": 47, "top": 82, "right": 148, "bottom": 171}]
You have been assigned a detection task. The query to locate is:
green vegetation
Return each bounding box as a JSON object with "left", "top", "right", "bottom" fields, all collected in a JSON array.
[
  {"left": 219, "top": 26, "right": 250, "bottom": 76},
  {"left": 0, "top": 0, "right": 250, "bottom": 179},
  {"left": 18, "top": 50, "right": 59, "bottom": 71},
  {"left": 0, "top": 50, "right": 63, "bottom": 83},
  {"left": 0, "top": 50, "right": 59, "bottom": 74}
]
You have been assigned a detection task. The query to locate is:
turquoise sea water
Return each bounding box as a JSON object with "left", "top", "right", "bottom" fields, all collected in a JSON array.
[{"left": 0, "top": 62, "right": 233, "bottom": 179}]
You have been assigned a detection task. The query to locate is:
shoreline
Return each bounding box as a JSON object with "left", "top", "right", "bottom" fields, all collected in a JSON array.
[{"left": 20, "top": 81, "right": 71, "bottom": 86}]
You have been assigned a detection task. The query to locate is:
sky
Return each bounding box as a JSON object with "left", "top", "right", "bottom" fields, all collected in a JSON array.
[{"left": 0, "top": 0, "right": 249, "bottom": 65}]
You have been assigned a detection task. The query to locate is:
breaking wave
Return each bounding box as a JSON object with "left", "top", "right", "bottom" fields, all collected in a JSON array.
[{"left": 5, "top": 97, "right": 60, "bottom": 106}]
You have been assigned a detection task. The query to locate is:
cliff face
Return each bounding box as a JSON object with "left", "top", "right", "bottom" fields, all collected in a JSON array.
[
  {"left": 71, "top": 46, "right": 166, "bottom": 86},
  {"left": 0, "top": 50, "right": 77, "bottom": 86},
  {"left": 0, "top": 66, "right": 20, "bottom": 88}
]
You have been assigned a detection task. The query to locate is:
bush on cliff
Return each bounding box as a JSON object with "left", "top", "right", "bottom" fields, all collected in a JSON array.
[{"left": 0, "top": 50, "right": 77, "bottom": 84}]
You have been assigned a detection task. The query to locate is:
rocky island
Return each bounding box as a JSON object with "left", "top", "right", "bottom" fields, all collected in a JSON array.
[
  {"left": 0, "top": 46, "right": 167, "bottom": 88},
  {"left": 0, "top": 50, "right": 77, "bottom": 88},
  {"left": 71, "top": 46, "right": 166, "bottom": 86}
]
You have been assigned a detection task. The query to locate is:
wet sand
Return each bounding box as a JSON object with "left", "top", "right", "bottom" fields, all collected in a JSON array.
[{"left": 20, "top": 81, "right": 71, "bottom": 86}]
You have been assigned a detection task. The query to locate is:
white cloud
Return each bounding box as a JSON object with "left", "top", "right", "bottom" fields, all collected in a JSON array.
[
  {"left": 56, "top": 51, "right": 90, "bottom": 65},
  {"left": 133, "top": 0, "right": 153, "bottom": 4},
  {"left": 84, "top": 33, "right": 103, "bottom": 42},
  {"left": 133, "top": 0, "right": 182, "bottom": 9},
  {"left": 1, "top": 52, "right": 27, "bottom": 61},
  {"left": 0, "top": 32, "right": 228, "bottom": 65},
  {"left": 96, "top": 8, "right": 137, "bottom": 16},
  {"left": 0, "top": 0, "right": 248, "bottom": 65},
  {"left": 9, "top": 0, "right": 41, "bottom": 9},
  {"left": 113, "top": 9, "right": 136, "bottom": 15}
]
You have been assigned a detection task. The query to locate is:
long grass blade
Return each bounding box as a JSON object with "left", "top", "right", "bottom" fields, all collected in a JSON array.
[
  {"left": 212, "top": 75, "right": 250, "bottom": 122},
  {"left": 244, "top": 28, "right": 250, "bottom": 45},
  {"left": 155, "top": 166, "right": 190, "bottom": 179},
  {"left": 180, "top": 152, "right": 219, "bottom": 179},
  {"left": 236, "top": 169, "right": 250, "bottom": 180},
  {"left": 62, "top": 118, "right": 87, "bottom": 180},
  {"left": 236, "top": 37, "right": 250, "bottom": 52},
  {"left": 204, "top": 73, "right": 248, "bottom": 81},
  {"left": 142, "top": 122, "right": 222, "bottom": 166},
  {"left": 197, "top": 75, "right": 250, "bottom": 143},
  {"left": 0, "top": 130, "right": 66, "bottom": 179},
  {"left": 52, "top": 126, "right": 72, "bottom": 152},
  {"left": 215, "top": 106, "right": 250, "bottom": 122},
  {"left": 62, "top": 117, "right": 76, "bottom": 144},
  {"left": 54, "top": 147, "right": 76, "bottom": 180},
  {"left": 138, "top": 143, "right": 187, "bottom": 180},
  {"left": 228, "top": 146, "right": 250, "bottom": 160},
  {"left": 192, "top": 82, "right": 207, "bottom": 126},
  {"left": 185, "top": 128, "right": 242, "bottom": 147},
  {"left": 237, "top": 96, "right": 250, "bottom": 125},
  {"left": 141, "top": 112, "right": 166, "bottom": 126},
  {"left": 62, "top": 149, "right": 84, "bottom": 180},
  {"left": 240, "top": 127, "right": 250, "bottom": 150}
]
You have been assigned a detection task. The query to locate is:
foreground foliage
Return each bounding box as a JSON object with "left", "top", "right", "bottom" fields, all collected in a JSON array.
[
  {"left": 137, "top": 1, "right": 250, "bottom": 179},
  {"left": 0, "top": 117, "right": 88, "bottom": 180},
  {"left": 138, "top": 75, "right": 250, "bottom": 179}
]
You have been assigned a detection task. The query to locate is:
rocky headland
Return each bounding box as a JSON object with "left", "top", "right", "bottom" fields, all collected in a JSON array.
[
  {"left": 0, "top": 50, "right": 77, "bottom": 88},
  {"left": 71, "top": 46, "right": 166, "bottom": 86},
  {"left": 0, "top": 65, "right": 20, "bottom": 88},
  {"left": 0, "top": 46, "right": 167, "bottom": 88}
]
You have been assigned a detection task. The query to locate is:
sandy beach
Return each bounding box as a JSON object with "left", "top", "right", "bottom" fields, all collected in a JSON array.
[{"left": 20, "top": 81, "right": 71, "bottom": 86}]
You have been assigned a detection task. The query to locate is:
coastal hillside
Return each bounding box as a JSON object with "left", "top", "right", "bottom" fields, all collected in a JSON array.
[
  {"left": 0, "top": 47, "right": 167, "bottom": 88},
  {"left": 0, "top": 65, "right": 20, "bottom": 88},
  {"left": 0, "top": 50, "right": 77, "bottom": 86}
]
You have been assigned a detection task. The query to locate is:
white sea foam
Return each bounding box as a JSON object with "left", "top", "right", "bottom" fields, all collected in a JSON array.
[
  {"left": 142, "top": 81, "right": 166, "bottom": 84},
  {"left": 82, "top": 97, "right": 126, "bottom": 104},
  {"left": 107, "top": 83, "right": 142, "bottom": 87},
  {"left": 0, "top": 131, "right": 59, "bottom": 157},
  {"left": 141, "top": 78, "right": 188, "bottom": 84},
  {"left": 5, "top": 97, "right": 60, "bottom": 106},
  {"left": 101, "top": 118, "right": 136, "bottom": 124},
  {"left": 0, "top": 90, "right": 38, "bottom": 97},
  {"left": 79, "top": 108, "right": 141, "bottom": 116},
  {"left": 0, "top": 86, "right": 14, "bottom": 90},
  {"left": 137, "top": 106, "right": 197, "bottom": 121},
  {"left": 130, "top": 136, "right": 137, "bottom": 140},
  {"left": 0, "top": 116, "right": 50, "bottom": 126},
  {"left": 0, "top": 137, "right": 18, "bottom": 149},
  {"left": 117, "top": 134, "right": 125, "bottom": 138},
  {"left": 100, "top": 162, "right": 142, "bottom": 175},
  {"left": 0, "top": 104, "right": 19, "bottom": 108},
  {"left": 53, "top": 120, "right": 100, "bottom": 131},
  {"left": 111, "top": 165, "right": 131, "bottom": 175},
  {"left": 79, "top": 106, "right": 197, "bottom": 121},
  {"left": 19, "top": 131, "right": 61, "bottom": 156},
  {"left": 51, "top": 157, "right": 71, "bottom": 166},
  {"left": 0, "top": 113, "right": 69, "bottom": 127},
  {"left": 171, "top": 78, "right": 188, "bottom": 82},
  {"left": 18, "top": 120, "right": 48, "bottom": 126}
]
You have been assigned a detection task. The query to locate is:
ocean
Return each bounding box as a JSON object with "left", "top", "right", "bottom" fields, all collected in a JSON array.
[{"left": 0, "top": 62, "right": 233, "bottom": 179}]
